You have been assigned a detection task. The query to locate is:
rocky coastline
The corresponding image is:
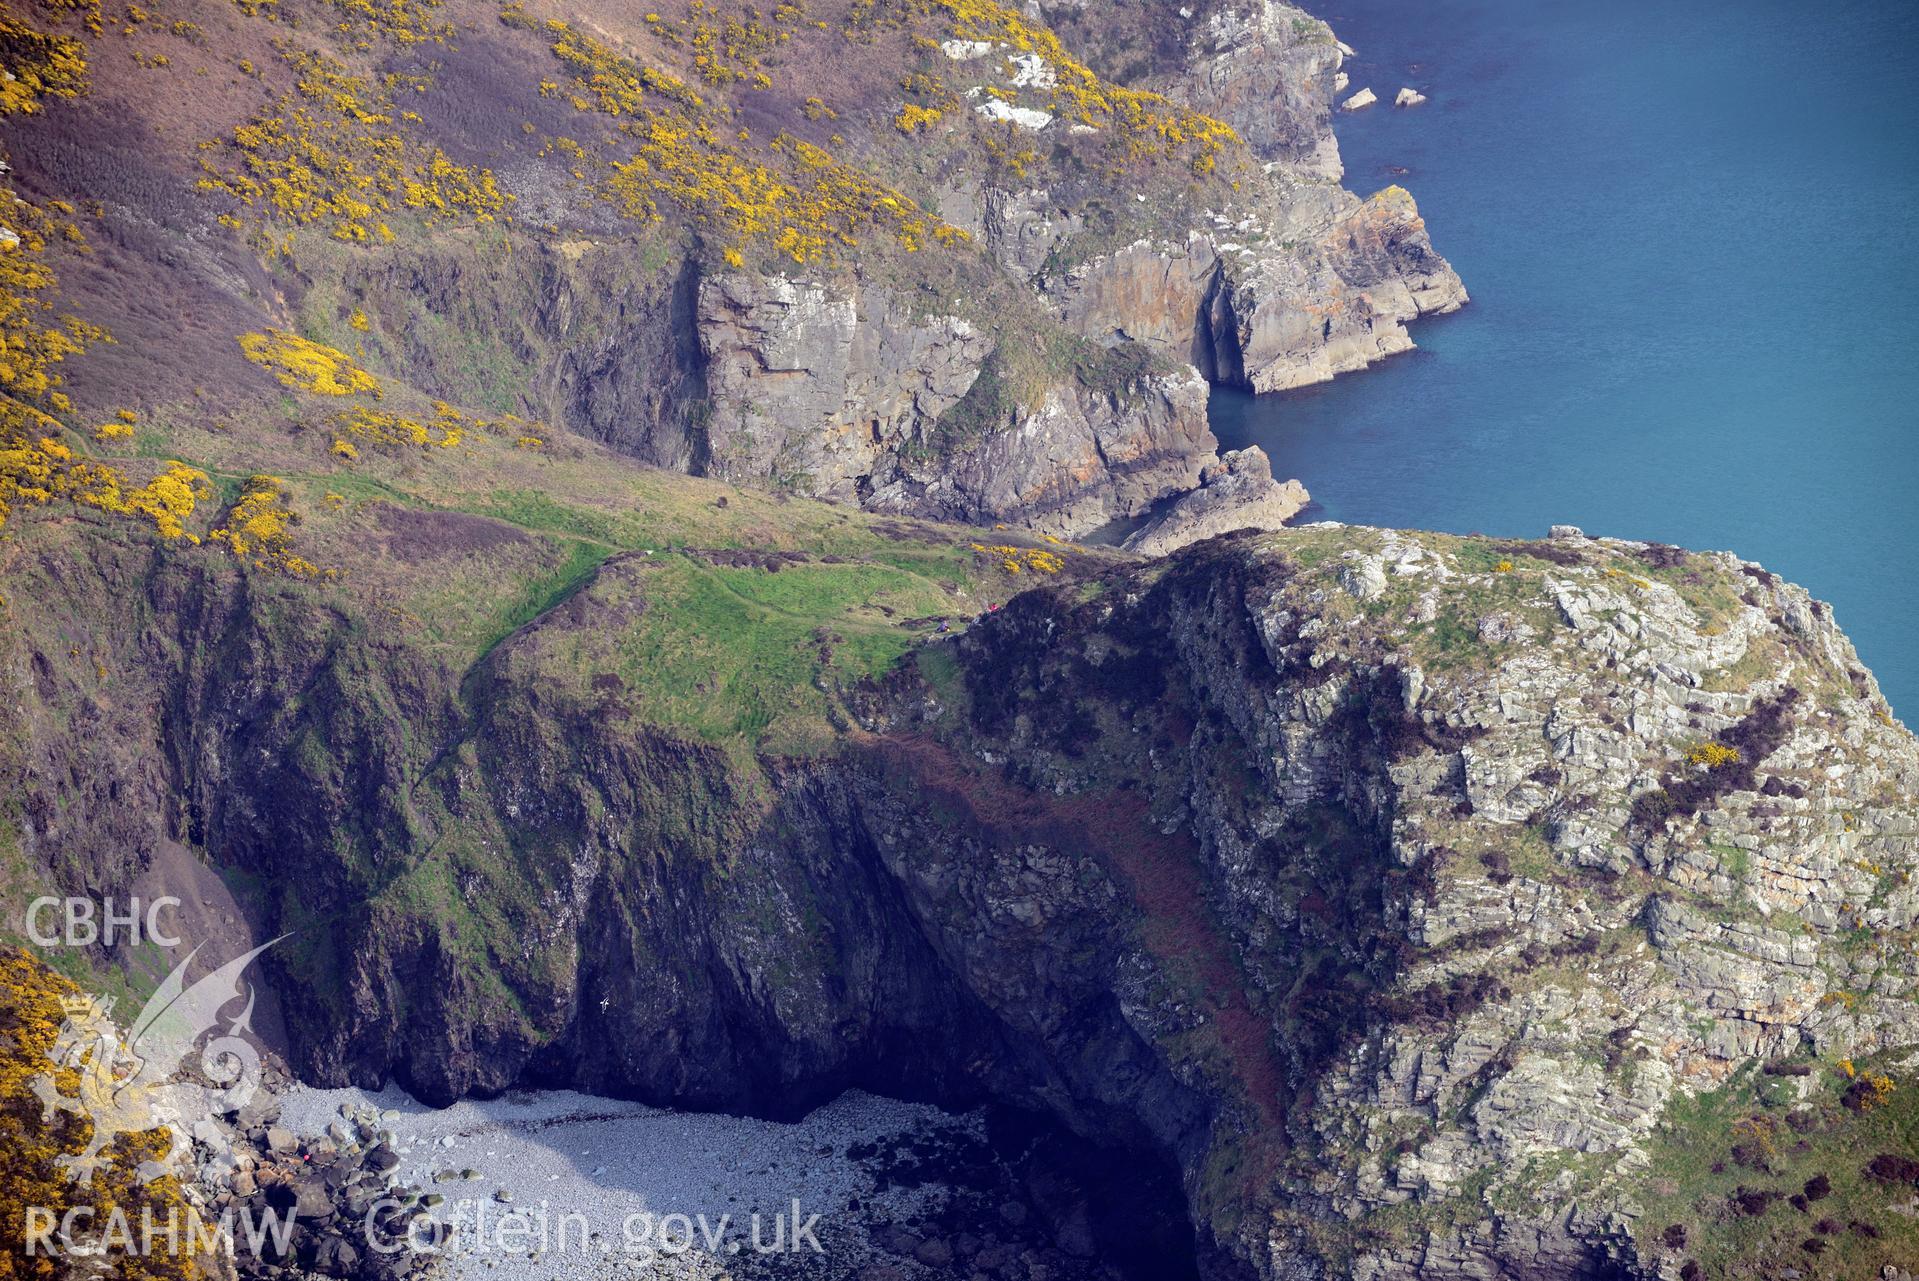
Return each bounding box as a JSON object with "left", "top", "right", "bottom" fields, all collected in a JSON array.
[
  {"left": 6, "top": 1, "right": 1914, "bottom": 1280},
  {"left": 312, "top": 0, "right": 1465, "bottom": 542},
  {"left": 11, "top": 514, "right": 1915, "bottom": 1280},
  {"left": 180, "top": 1084, "right": 1172, "bottom": 1281},
  {"left": 1121, "top": 446, "right": 1309, "bottom": 555}
]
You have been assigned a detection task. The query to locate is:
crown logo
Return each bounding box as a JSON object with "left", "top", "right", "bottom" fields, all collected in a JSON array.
[{"left": 59, "top": 992, "right": 114, "bottom": 1020}]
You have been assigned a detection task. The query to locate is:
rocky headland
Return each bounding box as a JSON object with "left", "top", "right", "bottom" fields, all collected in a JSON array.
[
  {"left": 7, "top": 505, "right": 1917, "bottom": 1279},
  {"left": 0, "top": 0, "right": 1463, "bottom": 543},
  {"left": 0, "top": 1, "right": 1912, "bottom": 1280}
]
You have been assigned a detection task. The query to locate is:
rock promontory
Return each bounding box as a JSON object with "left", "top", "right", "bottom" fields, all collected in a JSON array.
[{"left": 1121, "top": 445, "right": 1309, "bottom": 554}]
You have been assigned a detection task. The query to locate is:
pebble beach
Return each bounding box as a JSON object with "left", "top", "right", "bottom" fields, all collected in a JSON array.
[{"left": 275, "top": 1085, "right": 974, "bottom": 1280}]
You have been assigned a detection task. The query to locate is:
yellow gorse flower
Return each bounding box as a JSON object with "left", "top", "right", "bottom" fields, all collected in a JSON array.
[{"left": 239, "top": 329, "right": 382, "bottom": 396}]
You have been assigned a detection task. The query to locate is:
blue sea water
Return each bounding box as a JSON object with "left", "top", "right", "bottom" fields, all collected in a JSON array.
[{"left": 1212, "top": 0, "right": 1919, "bottom": 715}]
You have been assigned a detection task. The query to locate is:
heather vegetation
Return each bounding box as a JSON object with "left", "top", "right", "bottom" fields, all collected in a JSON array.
[
  {"left": 196, "top": 44, "right": 509, "bottom": 245},
  {"left": 513, "top": 8, "right": 970, "bottom": 263},
  {"left": 1638, "top": 1051, "right": 1919, "bottom": 1279}
]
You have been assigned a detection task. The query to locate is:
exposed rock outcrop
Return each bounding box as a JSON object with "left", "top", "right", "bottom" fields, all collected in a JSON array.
[
  {"left": 4, "top": 0, "right": 1467, "bottom": 550},
  {"left": 695, "top": 271, "right": 1214, "bottom": 533},
  {"left": 339, "top": 240, "right": 712, "bottom": 471},
  {"left": 1207, "top": 186, "right": 1466, "bottom": 391},
  {"left": 668, "top": 0, "right": 1464, "bottom": 526},
  {"left": 11, "top": 520, "right": 1913, "bottom": 1280},
  {"left": 1179, "top": 0, "right": 1347, "bottom": 180},
  {"left": 1031, "top": 0, "right": 1468, "bottom": 396},
  {"left": 1056, "top": 183, "right": 1465, "bottom": 397},
  {"left": 696, "top": 272, "right": 989, "bottom": 502},
  {"left": 339, "top": 224, "right": 1429, "bottom": 534},
  {"left": 871, "top": 366, "right": 1218, "bottom": 535},
  {"left": 1120, "top": 445, "right": 1308, "bottom": 555},
  {"left": 116, "top": 0, "right": 1471, "bottom": 540},
  {"left": 982, "top": 186, "right": 1086, "bottom": 282},
  {"left": 1053, "top": 234, "right": 1219, "bottom": 361},
  {"left": 205, "top": 1097, "right": 434, "bottom": 1281}
]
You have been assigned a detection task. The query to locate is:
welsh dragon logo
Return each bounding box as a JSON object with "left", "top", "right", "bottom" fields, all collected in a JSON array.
[{"left": 30, "top": 938, "right": 283, "bottom": 1187}]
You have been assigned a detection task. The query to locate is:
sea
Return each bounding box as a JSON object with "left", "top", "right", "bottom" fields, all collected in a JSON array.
[{"left": 1213, "top": 0, "right": 1919, "bottom": 715}]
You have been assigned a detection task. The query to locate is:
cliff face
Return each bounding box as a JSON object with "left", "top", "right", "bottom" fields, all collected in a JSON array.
[
  {"left": 1122, "top": 446, "right": 1308, "bottom": 555},
  {"left": 2, "top": 0, "right": 1457, "bottom": 540},
  {"left": 874, "top": 367, "right": 1219, "bottom": 533},
  {"left": 10, "top": 513, "right": 1914, "bottom": 1279},
  {"left": 694, "top": 273, "right": 1219, "bottom": 533},
  {"left": 570, "top": 0, "right": 1468, "bottom": 525},
  {"left": 5, "top": 3, "right": 1907, "bottom": 1278},
  {"left": 1054, "top": 182, "right": 1466, "bottom": 398},
  {"left": 1036, "top": 0, "right": 1348, "bottom": 181},
  {"left": 1178, "top": 0, "right": 1348, "bottom": 179},
  {"left": 1033, "top": 0, "right": 1466, "bottom": 399},
  {"left": 695, "top": 272, "right": 991, "bottom": 499},
  {"left": 863, "top": 528, "right": 1919, "bottom": 1278}
]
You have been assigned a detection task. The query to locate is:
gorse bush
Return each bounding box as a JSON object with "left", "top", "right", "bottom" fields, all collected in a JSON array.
[
  {"left": 324, "top": 0, "right": 451, "bottom": 49},
  {"left": 326, "top": 397, "right": 547, "bottom": 458},
  {"left": 1686, "top": 741, "right": 1742, "bottom": 770},
  {"left": 969, "top": 541, "right": 1064, "bottom": 575},
  {"left": 644, "top": 0, "right": 801, "bottom": 88},
  {"left": 239, "top": 328, "right": 381, "bottom": 396},
  {"left": 0, "top": 3, "right": 348, "bottom": 574},
  {"left": 0, "top": 174, "right": 213, "bottom": 539},
  {"left": 196, "top": 45, "right": 509, "bottom": 244},
  {"left": 72, "top": 457, "right": 214, "bottom": 541},
  {"left": 850, "top": 0, "right": 1242, "bottom": 176},
  {"left": 0, "top": 197, "right": 97, "bottom": 426},
  {"left": 513, "top": 9, "right": 968, "bottom": 263},
  {"left": 92, "top": 407, "right": 137, "bottom": 440},
  {"left": 0, "top": 948, "right": 202, "bottom": 1281},
  {"left": 893, "top": 101, "right": 945, "bottom": 133},
  {"left": 0, "top": 7, "right": 219, "bottom": 546},
  {"left": 210, "top": 474, "right": 329, "bottom": 577},
  {"left": 894, "top": 70, "right": 954, "bottom": 123},
  {"left": 0, "top": 0, "right": 91, "bottom": 115},
  {"left": 331, "top": 404, "right": 461, "bottom": 451}
]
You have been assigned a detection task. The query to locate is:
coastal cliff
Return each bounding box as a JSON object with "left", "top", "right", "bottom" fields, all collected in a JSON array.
[
  {"left": 0, "top": 0, "right": 1460, "bottom": 539},
  {"left": 3, "top": 2, "right": 1910, "bottom": 1279},
  {"left": 7, "top": 503, "right": 1915, "bottom": 1278}
]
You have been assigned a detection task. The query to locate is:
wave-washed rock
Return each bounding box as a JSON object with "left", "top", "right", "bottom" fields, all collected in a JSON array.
[{"left": 685, "top": 0, "right": 1464, "bottom": 532}]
